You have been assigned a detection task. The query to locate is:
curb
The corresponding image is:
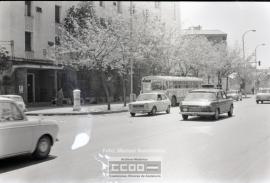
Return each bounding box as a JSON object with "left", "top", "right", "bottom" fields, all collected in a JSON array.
[{"left": 25, "top": 109, "right": 128, "bottom": 116}]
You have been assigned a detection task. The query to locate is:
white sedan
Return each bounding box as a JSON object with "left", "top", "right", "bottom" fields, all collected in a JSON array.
[
  {"left": 0, "top": 97, "right": 59, "bottom": 160},
  {"left": 128, "top": 93, "right": 171, "bottom": 117},
  {"left": 0, "top": 95, "right": 27, "bottom": 112}
]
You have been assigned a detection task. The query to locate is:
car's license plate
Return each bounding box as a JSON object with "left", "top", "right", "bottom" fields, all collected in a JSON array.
[{"left": 182, "top": 108, "right": 188, "bottom": 112}]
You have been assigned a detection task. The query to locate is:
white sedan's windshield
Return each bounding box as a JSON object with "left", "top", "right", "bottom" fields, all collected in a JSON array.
[
  {"left": 137, "top": 94, "right": 157, "bottom": 101},
  {"left": 184, "top": 92, "right": 216, "bottom": 101}
]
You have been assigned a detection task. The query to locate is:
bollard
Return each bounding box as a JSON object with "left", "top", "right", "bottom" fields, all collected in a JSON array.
[
  {"left": 130, "top": 93, "right": 136, "bottom": 102},
  {"left": 73, "top": 89, "right": 81, "bottom": 111}
]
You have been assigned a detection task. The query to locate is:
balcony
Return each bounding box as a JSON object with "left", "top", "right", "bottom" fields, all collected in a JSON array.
[{"left": 25, "top": 51, "right": 34, "bottom": 60}]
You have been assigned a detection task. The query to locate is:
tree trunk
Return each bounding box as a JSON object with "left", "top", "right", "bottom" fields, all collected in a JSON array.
[
  {"left": 226, "top": 76, "right": 229, "bottom": 91},
  {"left": 100, "top": 71, "right": 111, "bottom": 110},
  {"left": 0, "top": 75, "right": 4, "bottom": 94},
  {"left": 122, "top": 75, "right": 127, "bottom": 107}
]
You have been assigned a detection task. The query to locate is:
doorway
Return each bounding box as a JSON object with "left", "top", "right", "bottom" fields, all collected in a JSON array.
[{"left": 27, "top": 73, "right": 35, "bottom": 103}]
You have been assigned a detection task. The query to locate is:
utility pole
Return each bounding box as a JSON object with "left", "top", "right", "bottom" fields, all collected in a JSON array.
[{"left": 129, "top": 1, "right": 135, "bottom": 102}]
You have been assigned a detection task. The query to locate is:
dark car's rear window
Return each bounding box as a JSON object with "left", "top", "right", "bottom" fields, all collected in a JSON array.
[{"left": 184, "top": 92, "right": 217, "bottom": 101}]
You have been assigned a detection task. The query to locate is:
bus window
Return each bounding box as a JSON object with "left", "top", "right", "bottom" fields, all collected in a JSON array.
[
  {"left": 163, "top": 81, "right": 167, "bottom": 90},
  {"left": 151, "top": 81, "right": 163, "bottom": 90},
  {"left": 168, "top": 81, "right": 173, "bottom": 89}
]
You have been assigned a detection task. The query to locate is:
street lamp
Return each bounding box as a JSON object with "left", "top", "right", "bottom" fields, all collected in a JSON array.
[
  {"left": 241, "top": 29, "right": 256, "bottom": 97},
  {"left": 254, "top": 43, "right": 266, "bottom": 93},
  {"left": 242, "top": 29, "right": 256, "bottom": 61}
]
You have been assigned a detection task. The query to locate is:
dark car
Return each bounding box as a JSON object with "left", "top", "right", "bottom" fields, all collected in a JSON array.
[{"left": 179, "top": 89, "right": 234, "bottom": 120}]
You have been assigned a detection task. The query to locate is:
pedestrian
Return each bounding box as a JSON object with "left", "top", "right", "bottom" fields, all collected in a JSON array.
[{"left": 57, "top": 88, "right": 64, "bottom": 106}]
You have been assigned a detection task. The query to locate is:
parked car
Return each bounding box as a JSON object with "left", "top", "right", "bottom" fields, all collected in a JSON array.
[
  {"left": 0, "top": 97, "right": 59, "bottom": 160},
  {"left": 0, "top": 95, "right": 26, "bottom": 112},
  {"left": 128, "top": 93, "right": 171, "bottom": 117},
  {"left": 226, "top": 90, "right": 242, "bottom": 101},
  {"left": 256, "top": 88, "right": 270, "bottom": 104},
  {"left": 179, "top": 89, "right": 234, "bottom": 120}
]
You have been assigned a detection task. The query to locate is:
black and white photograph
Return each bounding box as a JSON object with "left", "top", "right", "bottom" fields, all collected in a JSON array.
[{"left": 0, "top": 1, "right": 270, "bottom": 183}]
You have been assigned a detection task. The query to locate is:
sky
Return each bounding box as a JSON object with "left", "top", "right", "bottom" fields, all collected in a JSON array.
[{"left": 180, "top": 2, "right": 270, "bottom": 69}]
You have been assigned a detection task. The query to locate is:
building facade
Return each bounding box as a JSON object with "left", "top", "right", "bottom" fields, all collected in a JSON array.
[
  {"left": 0, "top": 1, "right": 181, "bottom": 104},
  {"left": 181, "top": 25, "right": 227, "bottom": 44}
]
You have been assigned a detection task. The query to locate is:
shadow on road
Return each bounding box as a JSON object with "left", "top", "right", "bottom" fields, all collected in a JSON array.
[
  {"left": 180, "top": 115, "right": 235, "bottom": 122},
  {"left": 130, "top": 112, "right": 168, "bottom": 118},
  {"left": 0, "top": 155, "right": 57, "bottom": 174}
]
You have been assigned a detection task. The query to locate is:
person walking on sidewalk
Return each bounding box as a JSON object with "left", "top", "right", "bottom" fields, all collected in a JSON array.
[{"left": 57, "top": 88, "right": 64, "bottom": 106}]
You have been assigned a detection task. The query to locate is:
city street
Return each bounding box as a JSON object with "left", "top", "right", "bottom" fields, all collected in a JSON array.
[{"left": 1, "top": 96, "right": 270, "bottom": 183}]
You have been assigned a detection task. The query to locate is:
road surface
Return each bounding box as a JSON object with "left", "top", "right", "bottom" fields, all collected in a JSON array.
[{"left": 1, "top": 96, "right": 270, "bottom": 183}]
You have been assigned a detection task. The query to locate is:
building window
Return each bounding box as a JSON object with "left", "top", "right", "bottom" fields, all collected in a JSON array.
[
  {"left": 99, "top": 1, "right": 105, "bottom": 7},
  {"left": 55, "top": 5, "right": 61, "bottom": 23},
  {"left": 100, "top": 17, "right": 106, "bottom": 28},
  {"left": 130, "top": 4, "right": 136, "bottom": 15},
  {"left": 48, "top": 41, "right": 54, "bottom": 47},
  {"left": 108, "top": 17, "right": 112, "bottom": 26},
  {"left": 25, "top": 1, "right": 31, "bottom": 16},
  {"left": 55, "top": 36, "right": 60, "bottom": 45},
  {"left": 36, "top": 7, "right": 42, "bottom": 13},
  {"left": 117, "top": 1, "right": 122, "bottom": 13},
  {"left": 25, "top": 32, "right": 32, "bottom": 51},
  {"left": 155, "top": 1, "right": 160, "bottom": 8},
  {"left": 143, "top": 9, "right": 149, "bottom": 22}
]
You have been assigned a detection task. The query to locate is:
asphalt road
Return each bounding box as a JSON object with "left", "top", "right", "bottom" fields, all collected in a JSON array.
[{"left": 1, "top": 96, "right": 270, "bottom": 183}]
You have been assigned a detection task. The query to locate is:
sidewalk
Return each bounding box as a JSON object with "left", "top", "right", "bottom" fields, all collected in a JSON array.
[{"left": 25, "top": 103, "right": 129, "bottom": 116}]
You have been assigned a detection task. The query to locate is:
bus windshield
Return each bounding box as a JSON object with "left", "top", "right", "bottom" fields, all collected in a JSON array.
[{"left": 137, "top": 94, "right": 157, "bottom": 101}]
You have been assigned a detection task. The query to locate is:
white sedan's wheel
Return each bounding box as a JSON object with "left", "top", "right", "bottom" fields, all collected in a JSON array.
[
  {"left": 166, "top": 105, "right": 170, "bottom": 114},
  {"left": 33, "top": 136, "right": 52, "bottom": 160},
  {"left": 151, "top": 107, "right": 157, "bottom": 115},
  {"left": 228, "top": 105, "right": 233, "bottom": 117},
  {"left": 213, "top": 108, "right": 219, "bottom": 120}
]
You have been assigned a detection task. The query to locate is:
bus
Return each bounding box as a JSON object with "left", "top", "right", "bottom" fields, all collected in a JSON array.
[{"left": 141, "top": 75, "right": 203, "bottom": 106}]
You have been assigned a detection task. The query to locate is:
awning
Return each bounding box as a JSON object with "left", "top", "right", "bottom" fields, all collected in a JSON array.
[{"left": 12, "top": 64, "right": 64, "bottom": 70}]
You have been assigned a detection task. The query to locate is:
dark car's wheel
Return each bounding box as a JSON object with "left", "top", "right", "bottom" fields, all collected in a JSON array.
[
  {"left": 151, "top": 106, "right": 157, "bottom": 115},
  {"left": 32, "top": 135, "right": 52, "bottom": 160},
  {"left": 171, "top": 96, "right": 177, "bottom": 107},
  {"left": 228, "top": 105, "right": 233, "bottom": 117},
  {"left": 130, "top": 112, "right": 136, "bottom": 117},
  {"left": 256, "top": 100, "right": 259, "bottom": 104},
  {"left": 213, "top": 108, "right": 219, "bottom": 120},
  {"left": 182, "top": 115, "right": 188, "bottom": 120},
  {"left": 166, "top": 105, "right": 170, "bottom": 114}
]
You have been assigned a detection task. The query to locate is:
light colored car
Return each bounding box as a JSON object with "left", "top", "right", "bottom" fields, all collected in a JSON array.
[
  {"left": 180, "top": 89, "right": 234, "bottom": 120},
  {"left": 0, "top": 97, "right": 59, "bottom": 160},
  {"left": 128, "top": 93, "right": 171, "bottom": 117},
  {"left": 226, "top": 90, "right": 242, "bottom": 101},
  {"left": 0, "top": 95, "right": 27, "bottom": 112},
  {"left": 256, "top": 88, "right": 270, "bottom": 104}
]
